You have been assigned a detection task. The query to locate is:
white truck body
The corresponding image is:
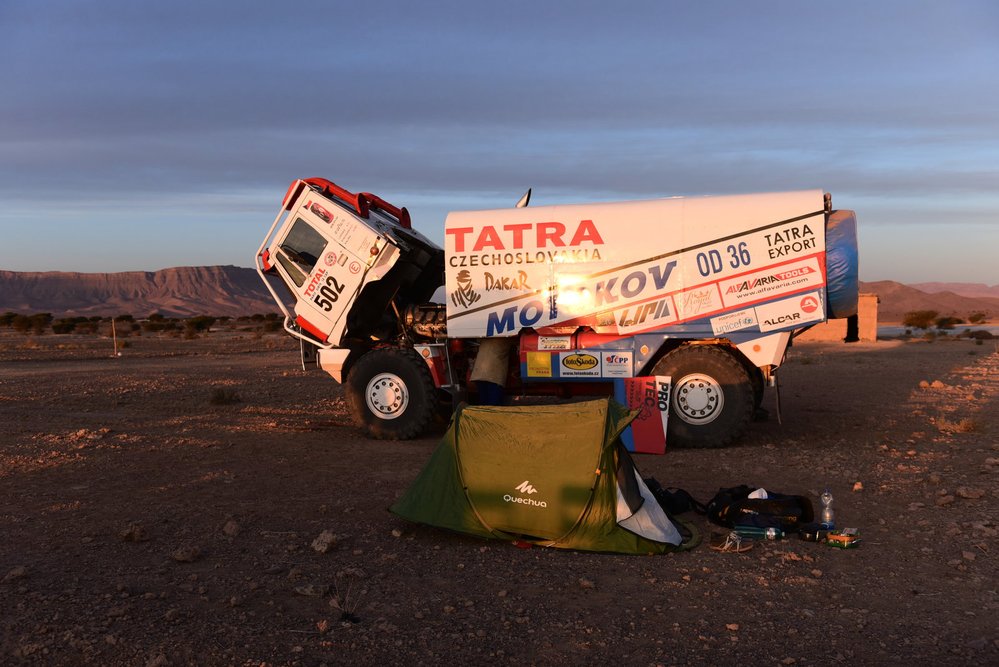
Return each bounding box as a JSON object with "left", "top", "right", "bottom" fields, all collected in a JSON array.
[
  {"left": 257, "top": 179, "right": 858, "bottom": 448},
  {"left": 444, "top": 190, "right": 827, "bottom": 339}
]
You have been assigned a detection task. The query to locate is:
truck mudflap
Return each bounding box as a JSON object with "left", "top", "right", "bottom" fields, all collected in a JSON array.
[{"left": 825, "top": 210, "right": 859, "bottom": 319}]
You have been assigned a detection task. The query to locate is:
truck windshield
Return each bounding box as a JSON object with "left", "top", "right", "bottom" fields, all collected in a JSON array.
[{"left": 279, "top": 218, "right": 328, "bottom": 286}]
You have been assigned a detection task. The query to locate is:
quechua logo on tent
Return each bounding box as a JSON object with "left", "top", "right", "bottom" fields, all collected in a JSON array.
[{"left": 504, "top": 480, "right": 548, "bottom": 508}]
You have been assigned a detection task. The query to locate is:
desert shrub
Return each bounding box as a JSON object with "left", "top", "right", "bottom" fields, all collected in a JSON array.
[
  {"left": 30, "top": 313, "right": 52, "bottom": 335},
  {"left": 903, "top": 310, "right": 938, "bottom": 329},
  {"left": 967, "top": 311, "right": 987, "bottom": 324},
  {"left": 935, "top": 316, "right": 963, "bottom": 330},
  {"left": 0, "top": 312, "right": 18, "bottom": 327},
  {"left": 936, "top": 417, "right": 980, "bottom": 434},
  {"left": 52, "top": 319, "right": 77, "bottom": 334},
  {"left": 185, "top": 316, "right": 216, "bottom": 333},
  {"left": 79, "top": 320, "right": 100, "bottom": 334},
  {"left": 263, "top": 320, "right": 283, "bottom": 332},
  {"left": 10, "top": 314, "right": 31, "bottom": 333},
  {"left": 209, "top": 387, "right": 241, "bottom": 405}
]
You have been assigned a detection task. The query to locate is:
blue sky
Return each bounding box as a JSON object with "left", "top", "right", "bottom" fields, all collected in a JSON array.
[{"left": 1, "top": 1, "right": 997, "bottom": 284}]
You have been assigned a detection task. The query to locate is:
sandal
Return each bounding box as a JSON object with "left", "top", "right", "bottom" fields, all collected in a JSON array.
[{"left": 710, "top": 531, "right": 754, "bottom": 553}]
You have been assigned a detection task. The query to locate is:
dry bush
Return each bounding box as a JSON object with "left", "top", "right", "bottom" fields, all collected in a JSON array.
[
  {"left": 936, "top": 417, "right": 981, "bottom": 434},
  {"left": 209, "top": 387, "right": 241, "bottom": 406}
]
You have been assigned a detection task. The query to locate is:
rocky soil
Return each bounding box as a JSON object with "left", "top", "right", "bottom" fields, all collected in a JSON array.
[{"left": 1, "top": 331, "right": 996, "bottom": 666}]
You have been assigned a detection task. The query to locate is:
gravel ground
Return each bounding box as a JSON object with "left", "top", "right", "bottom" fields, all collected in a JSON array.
[{"left": 1, "top": 331, "right": 996, "bottom": 666}]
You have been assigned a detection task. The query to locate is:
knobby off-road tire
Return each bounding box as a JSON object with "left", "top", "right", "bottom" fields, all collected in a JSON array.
[
  {"left": 345, "top": 347, "right": 437, "bottom": 440},
  {"left": 652, "top": 345, "right": 754, "bottom": 449}
]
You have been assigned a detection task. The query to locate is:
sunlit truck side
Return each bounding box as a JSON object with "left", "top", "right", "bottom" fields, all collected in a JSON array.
[{"left": 256, "top": 178, "right": 858, "bottom": 449}]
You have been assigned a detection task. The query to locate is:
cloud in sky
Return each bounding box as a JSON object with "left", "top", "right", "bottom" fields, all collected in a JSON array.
[{"left": 1, "top": 1, "right": 997, "bottom": 282}]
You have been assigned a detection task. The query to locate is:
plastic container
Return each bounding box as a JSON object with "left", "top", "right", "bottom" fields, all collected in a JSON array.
[{"left": 820, "top": 489, "right": 835, "bottom": 530}]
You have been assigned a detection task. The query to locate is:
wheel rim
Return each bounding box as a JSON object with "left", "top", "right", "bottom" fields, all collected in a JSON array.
[
  {"left": 365, "top": 372, "right": 409, "bottom": 420},
  {"left": 673, "top": 372, "right": 725, "bottom": 425}
]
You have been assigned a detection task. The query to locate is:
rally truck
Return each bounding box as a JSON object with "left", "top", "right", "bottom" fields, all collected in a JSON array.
[{"left": 255, "top": 177, "right": 858, "bottom": 449}]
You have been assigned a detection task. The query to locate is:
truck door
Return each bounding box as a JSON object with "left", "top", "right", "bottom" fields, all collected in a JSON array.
[{"left": 273, "top": 214, "right": 363, "bottom": 343}]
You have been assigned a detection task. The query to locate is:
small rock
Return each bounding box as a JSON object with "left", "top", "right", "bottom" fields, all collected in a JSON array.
[
  {"left": 578, "top": 578, "right": 595, "bottom": 589},
  {"left": 294, "top": 583, "right": 329, "bottom": 597},
  {"left": 222, "top": 520, "right": 240, "bottom": 537},
  {"left": 391, "top": 529, "right": 403, "bottom": 538},
  {"left": 171, "top": 547, "right": 202, "bottom": 563},
  {"left": 935, "top": 495, "right": 955, "bottom": 507},
  {"left": 311, "top": 530, "right": 337, "bottom": 554},
  {"left": 962, "top": 551, "right": 977, "bottom": 562},
  {"left": 928, "top": 473, "right": 942, "bottom": 484},
  {"left": 726, "top": 623, "right": 739, "bottom": 631},
  {"left": 119, "top": 523, "right": 148, "bottom": 542},
  {"left": 3, "top": 566, "right": 27, "bottom": 583},
  {"left": 146, "top": 654, "right": 170, "bottom": 667},
  {"left": 956, "top": 487, "right": 985, "bottom": 500},
  {"left": 810, "top": 569, "right": 823, "bottom": 578},
  {"left": 852, "top": 481, "right": 863, "bottom": 492},
  {"left": 918, "top": 380, "right": 930, "bottom": 388},
  {"left": 930, "top": 380, "right": 946, "bottom": 389}
]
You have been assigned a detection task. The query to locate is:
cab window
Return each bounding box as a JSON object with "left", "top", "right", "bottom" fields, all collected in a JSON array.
[{"left": 278, "top": 218, "right": 328, "bottom": 287}]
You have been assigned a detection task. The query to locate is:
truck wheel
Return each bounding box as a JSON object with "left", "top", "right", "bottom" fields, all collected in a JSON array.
[
  {"left": 345, "top": 347, "right": 437, "bottom": 440},
  {"left": 652, "top": 345, "right": 753, "bottom": 448}
]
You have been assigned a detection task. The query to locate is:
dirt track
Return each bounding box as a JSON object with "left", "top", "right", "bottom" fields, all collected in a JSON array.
[{"left": 1, "top": 332, "right": 997, "bottom": 665}]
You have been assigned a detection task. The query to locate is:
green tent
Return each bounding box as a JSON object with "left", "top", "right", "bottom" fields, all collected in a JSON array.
[{"left": 390, "top": 398, "right": 683, "bottom": 554}]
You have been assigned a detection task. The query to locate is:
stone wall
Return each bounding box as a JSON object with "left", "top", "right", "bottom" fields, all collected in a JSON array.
[{"left": 797, "top": 293, "right": 879, "bottom": 342}]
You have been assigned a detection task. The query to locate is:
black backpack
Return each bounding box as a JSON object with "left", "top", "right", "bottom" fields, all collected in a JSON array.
[
  {"left": 706, "top": 485, "right": 814, "bottom": 532},
  {"left": 643, "top": 478, "right": 707, "bottom": 516}
]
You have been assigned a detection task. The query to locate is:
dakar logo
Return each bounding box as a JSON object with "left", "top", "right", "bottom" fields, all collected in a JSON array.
[
  {"left": 450, "top": 269, "right": 481, "bottom": 309},
  {"left": 561, "top": 353, "right": 598, "bottom": 371}
]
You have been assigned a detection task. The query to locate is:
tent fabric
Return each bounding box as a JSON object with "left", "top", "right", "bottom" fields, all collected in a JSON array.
[{"left": 390, "top": 398, "right": 682, "bottom": 554}]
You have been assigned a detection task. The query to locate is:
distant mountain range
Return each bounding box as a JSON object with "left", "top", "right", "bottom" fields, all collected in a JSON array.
[
  {"left": 0, "top": 266, "right": 996, "bottom": 323},
  {"left": 0, "top": 266, "right": 276, "bottom": 318}
]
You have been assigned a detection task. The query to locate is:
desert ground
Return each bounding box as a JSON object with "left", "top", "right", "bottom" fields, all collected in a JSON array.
[{"left": 1, "top": 329, "right": 997, "bottom": 666}]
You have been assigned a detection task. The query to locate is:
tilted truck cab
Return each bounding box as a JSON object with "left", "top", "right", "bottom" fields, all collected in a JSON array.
[{"left": 256, "top": 178, "right": 859, "bottom": 449}]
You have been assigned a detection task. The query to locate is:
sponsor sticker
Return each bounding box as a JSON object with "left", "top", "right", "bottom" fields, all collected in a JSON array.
[
  {"left": 324, "top": 252, "right": 338, "bottom": 267},
  {"left": 674, "top": 285, "right": 723, "bottom": 321},
  {"left": 559, "top": 352, "right": 600, "bottom": 377},
  {"left": 538, "top": 336, "right": 572, "bottom": 351},
  {"left": 710, "top": 308, "right": 758, "bottom": 335},
  {"left": 614, "top": 376, "right": 671, "bottom": 454},
  {"left": 612, "top": 296, "right": 677, "bottom": 334},
  {"left": 719, "top": 257, "right": 824, "bottom": 307},
  {"left": 754, "top": 291, "right": 825, "bottom": 332},
  {"left": 602, "top": 352, "right": 633, "bottom": 378},
  {"left": 526, "top": 352, "right": 552, "bottom": 378}
]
